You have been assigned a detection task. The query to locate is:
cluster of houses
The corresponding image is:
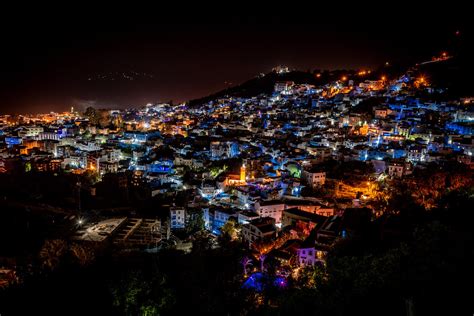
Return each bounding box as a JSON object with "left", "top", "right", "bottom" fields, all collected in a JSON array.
[{"left": 1, "top": 63, "right": 473, "bottom": 272}]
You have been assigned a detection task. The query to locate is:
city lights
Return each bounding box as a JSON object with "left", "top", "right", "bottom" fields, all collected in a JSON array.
[{"left": 0, "top": 13, "right": 471, "bottom": 315}]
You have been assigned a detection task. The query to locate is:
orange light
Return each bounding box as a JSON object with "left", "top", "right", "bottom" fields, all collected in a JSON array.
[
  {"left": 341, "top": 76, "right": 347, "bottom": 81},
  {"left": 316, "top": 73, "right": 321, "bottom": 78},
  {"left": 381, "top": 76, "right": 386, "bottom": 81}
]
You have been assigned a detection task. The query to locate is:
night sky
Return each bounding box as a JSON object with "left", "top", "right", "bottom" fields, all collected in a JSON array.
[{"left": 0, "top": 5, "right": 471, "bottom": 114}]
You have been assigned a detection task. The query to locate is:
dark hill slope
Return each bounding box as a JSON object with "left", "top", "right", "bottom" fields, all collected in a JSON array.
[{"left": 187, "top": 71, "right": 338, "bottom": 106}]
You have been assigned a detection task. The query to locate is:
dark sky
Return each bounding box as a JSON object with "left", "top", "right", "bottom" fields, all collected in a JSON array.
[{"left": 0, "top": 4, "right": 471, "bottom": 114}]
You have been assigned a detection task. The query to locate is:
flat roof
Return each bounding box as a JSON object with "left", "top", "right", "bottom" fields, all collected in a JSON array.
[{"left": 75, "top": 217, "right": 127, "bottom": 242}]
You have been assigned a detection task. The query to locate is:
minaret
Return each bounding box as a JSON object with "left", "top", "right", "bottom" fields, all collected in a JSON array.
[{"left": 240, "top": 162, "right": 246, "bottom": 182}]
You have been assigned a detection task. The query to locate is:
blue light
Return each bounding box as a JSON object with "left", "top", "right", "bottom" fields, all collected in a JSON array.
[
  {"left": 5, "top": 137, "right": 22, "bottom": 147},
  {"left": 242, "top": 273, "right": 287, "bottom": 292}
]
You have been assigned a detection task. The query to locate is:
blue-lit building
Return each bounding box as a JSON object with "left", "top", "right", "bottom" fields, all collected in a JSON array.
[
  {"left": 446, "top": 122, "right": 474, "bottom": 135},
  {"left": 5, "top": 137, "right": 22, "bottom": 147},
  {"left": 203, "top": 207, "right": 238, "bottom": 234},
  {"left": 123, "top": 132, "right": 149, "bottom": 142},
  {"left": 146, "top": 160, "right": 174, "bottom": 174}
]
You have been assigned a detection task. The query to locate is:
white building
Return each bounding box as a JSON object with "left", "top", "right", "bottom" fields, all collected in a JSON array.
[
  {"left": 388, "top": 163, "right": 404, "bottom": 178},
  {"left": 297, "top": 247, "right": 316, "bottom": 266},
  {"left": 388, "top": 161, "right": 411, "bottom": 178},
  {"left": 241, "top": 217, "right": 276, "bottom": 244},
  {"left": 306, "top": 146, "right": 332, "bottom": 159},
  {"left": 170, "top": 207, "right": 186, "bottom": 229},
  {"left": 254, "top": 201, "right": 285, "bottom": 224},
  {"left": 303, "top": 170, "right": 326, "bottom": 188},
  {"left": 174, "top": 156, "right": 193, "bottom": 167},
  {"left": 407, "top": 148, "right": 425, "bottom": 162},
  {"left": 37, "top": 131, "right": 60, "bottom": 141},
  {"left": 19, "top": 126, "right": 44, "bottom": 137},
  {"left": 274, "top": 81, "right": 294, "bottom": 95}
]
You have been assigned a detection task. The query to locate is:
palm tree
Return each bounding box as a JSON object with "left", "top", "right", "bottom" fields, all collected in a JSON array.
[
  {"left": 70, "top": 243, "right": 95, "bottom": 266},
  {"left": 39, "top": 239, "right": 68, "bottom": 271},
  {"left": 259, "top": 254, "right": 267, "bottom": 272},
  {"left": 241, "top": 256, "right": 253, "bottom": 276}
]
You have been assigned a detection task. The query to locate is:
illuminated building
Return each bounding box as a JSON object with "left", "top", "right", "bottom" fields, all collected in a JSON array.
[
  {"left": 254, "top": 200, "right": 285, "bottom": 224},
  {"left": 240, "top": 163, "right": 246, "bottom": 182},
  {"left": 302, "top": 170, "right": 326, "bottom": 188},
  {"left": 388, "top": 160, "right": 412, "bottom": 178},
  {"left": 359, "top": 122, "right": 369, "bottom": 136},
  {"left": 241, "top": 217, "right": 276, "bottom": 245},
  {"left": 99, "top": 161, "right": 119, "bottom": 174},
  {"left": 204, "top": 208, "right": 238, "bottom": 234},
  {"left": 237, "top": 210, "right": 260, "bottom": 225},
  {"left": 281, "top": 208, "right": 326, "bottom": 231},
  {"left": 170, "top": 207, "right": 186, "bottom": 229},
  {"left": 274, "top": 81, "right": 294, "bottom": 95},
  {"left": 224, "top": 162, "right": 248, "bottom": 187},
  {"left": 18, "top": 126, "right": 44, "bottom": 137},
  {"left": 87, "top": 152, "right": 101, "bottom": 172},
  {"left": 33, "top": 158, "right": 63, "bottom": 172},
  {"left": 374, "top": 108, "right": 389, "bottom": 119},
  {"left": 297, "top": 246, "right": 316, "bottom": 266},
  {"left": 131, "top": 170, "right": 145, "bottom": 186},
  {"left": 272, "top": 65, "right": 289, "bottom": 74}
]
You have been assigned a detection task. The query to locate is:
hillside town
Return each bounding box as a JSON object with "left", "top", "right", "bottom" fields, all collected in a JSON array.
[{"left": 1, "top": 55, "right": 473, "bottom": 314}]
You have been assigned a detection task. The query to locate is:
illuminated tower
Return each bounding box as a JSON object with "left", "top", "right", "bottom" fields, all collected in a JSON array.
[
  {"left": 360, "top": 122, "right": 369, "bottom": 136},
  {"left": 240, "top": 162, "right": 246, "bottom": 182}
]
